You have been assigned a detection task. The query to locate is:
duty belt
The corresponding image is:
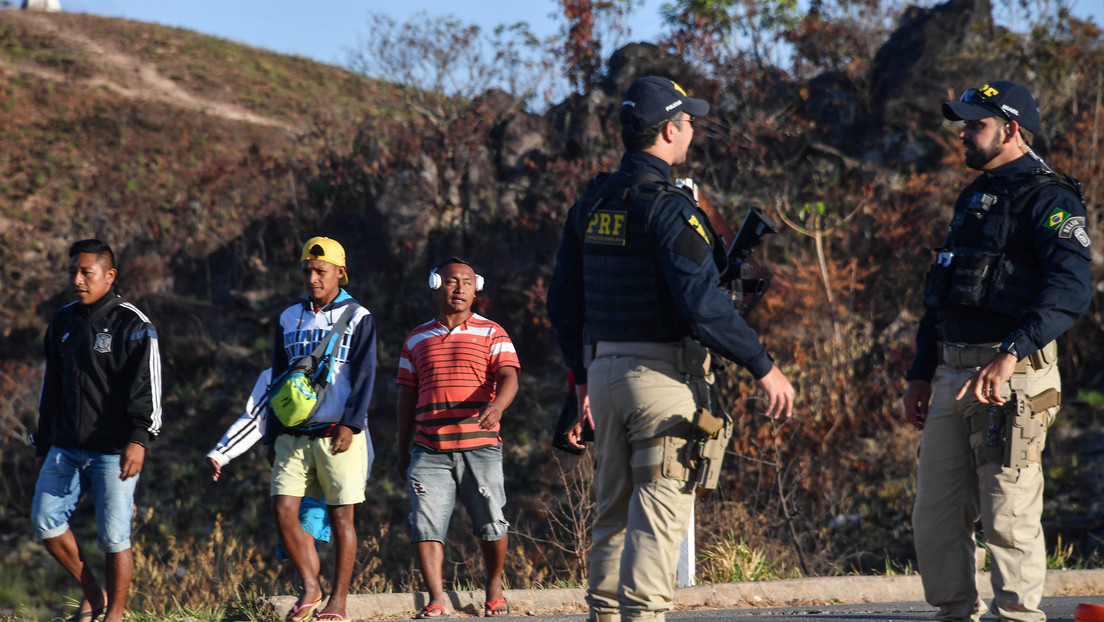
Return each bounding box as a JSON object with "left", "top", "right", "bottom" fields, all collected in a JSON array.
[
  {"left": 595, "top": 338, "right": 712, "bottom": 379},
  {"left": 941, "top": 340, "right": 1057, "bottom": 373},
  {"left": 594, "top": 340, "right": 683, "bottom": 366}
]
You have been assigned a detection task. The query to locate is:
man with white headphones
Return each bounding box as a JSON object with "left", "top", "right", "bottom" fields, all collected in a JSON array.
[{"left": 396, "top": 258, "right": 520, "bottom": 619}]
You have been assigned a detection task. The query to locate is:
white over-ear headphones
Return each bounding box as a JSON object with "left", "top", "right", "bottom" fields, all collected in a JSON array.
[{"left": 428, "top": 259, "right": 484, "bottom": 292}]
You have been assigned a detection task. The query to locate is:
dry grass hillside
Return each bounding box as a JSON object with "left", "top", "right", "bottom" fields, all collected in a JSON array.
[{"left": 0, "top": 9, "right": 397, "bottom": 344}]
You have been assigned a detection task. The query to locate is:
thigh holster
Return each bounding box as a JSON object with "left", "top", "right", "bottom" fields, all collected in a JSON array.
[
  {"left": 1005, "top": 386, "right": 1059, "bottom": 468},
  {"left": 968, "top": 384, "right": 1059, "bottom": 469},
  {"left": 629, "top": 381, "right": 733, "bottom": 491},
  {"left": 627, "top": 337, "right": 734, "bottom": 490}
]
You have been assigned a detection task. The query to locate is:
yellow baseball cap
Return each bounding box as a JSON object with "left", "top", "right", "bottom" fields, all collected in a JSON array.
[{"left": 301, "top": 236, "right": 349, "bottom": 285}]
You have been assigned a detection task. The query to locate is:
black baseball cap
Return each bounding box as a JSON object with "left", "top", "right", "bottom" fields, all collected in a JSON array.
[
  {"left": 942, "top": 80, "right": 1039, "bottom": 133},
  {"left": 620, "top": 76, "right": 709, "bottom": 129}
]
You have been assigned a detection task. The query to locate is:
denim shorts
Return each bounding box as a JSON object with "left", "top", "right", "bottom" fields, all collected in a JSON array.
[
  {"left": 408, "top": 445, "right": 509, "bottom": 543},
  {"left": 32, "top": 446, "right": 139, "bottom": 553}
]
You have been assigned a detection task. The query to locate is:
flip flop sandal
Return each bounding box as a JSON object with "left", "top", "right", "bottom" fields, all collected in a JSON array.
[
  {"left": 67, "top": 607, "right": 105, "bottom": 622},
  {"left": 485, "top": 597, "right": 509, "bottom": 617},
  {"left": 415, "top": 604, "right": 449, "bottom": 619},
  {"left": 287, "top": 596, "right": 324, "bottom": 622}
]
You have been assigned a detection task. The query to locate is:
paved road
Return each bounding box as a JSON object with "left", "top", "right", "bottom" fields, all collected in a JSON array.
[{"left": 494, "top": 597, "right": 1104, "bottom": 622}]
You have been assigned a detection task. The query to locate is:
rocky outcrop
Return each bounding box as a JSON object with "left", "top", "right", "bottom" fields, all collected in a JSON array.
[
  {"left": 869, "top": 0, "right": 1001, "bottom": 131},
  {"left": 797, "top": 0, "right": 1012, "bottom": 164}
]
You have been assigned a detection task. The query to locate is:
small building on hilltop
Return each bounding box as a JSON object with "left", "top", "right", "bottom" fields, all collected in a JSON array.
[{"left": 22, "top": 0, "right": 62, "bottom": 10}]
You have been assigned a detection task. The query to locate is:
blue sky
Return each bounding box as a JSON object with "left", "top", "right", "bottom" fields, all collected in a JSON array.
[
  {"left": 57, "top": 0, "right": 1103, "bottom": 72},
  {"left": 61, "top": 0, "right": 668, "bottom": 68}
]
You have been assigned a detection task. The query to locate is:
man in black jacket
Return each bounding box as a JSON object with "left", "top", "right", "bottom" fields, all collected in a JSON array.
[
  {"left": 904, "top": 81, "right": 1091, "bottom": 622},
  {"left": 32, "top": 239, "right": 162, "bottom": 622}
]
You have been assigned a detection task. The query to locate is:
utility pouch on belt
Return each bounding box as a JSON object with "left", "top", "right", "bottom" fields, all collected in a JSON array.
[
  {"left": 1026, "top": 340, "right": 1057, "bottom": 371},
  {"left": 677, "top": 337, "right": 711, "bottom": 378}
]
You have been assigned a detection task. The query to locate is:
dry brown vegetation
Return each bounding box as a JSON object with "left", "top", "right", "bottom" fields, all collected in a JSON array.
[{"left": 0, "top": 3, "right": 1102, "bottom": 621}]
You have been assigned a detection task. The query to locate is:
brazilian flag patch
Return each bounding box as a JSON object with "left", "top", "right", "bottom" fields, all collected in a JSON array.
[{"left": 1046, "top": 208, "right": 1069, "bottom": 229}]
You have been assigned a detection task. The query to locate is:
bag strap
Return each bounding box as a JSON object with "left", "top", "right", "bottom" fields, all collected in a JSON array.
[
  {"left": 258, "top": 302, "right": 362, "bottom": 411},
  {"left": 311, "top": 303, "right": 361, "bottom": 386}
]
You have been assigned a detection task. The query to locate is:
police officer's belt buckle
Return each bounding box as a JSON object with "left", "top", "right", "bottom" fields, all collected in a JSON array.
[
  {"left": 941, "top": 342, "right": 997, "bottom": 369},
  {"left": 942, "top": 341, "right": 1057, "bottom": 372}
]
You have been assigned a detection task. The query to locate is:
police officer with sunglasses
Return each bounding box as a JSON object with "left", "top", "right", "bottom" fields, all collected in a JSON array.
[
  {"left": 903, "top": 81, "right": 1091, "bottom": 622},
  {"left": 548, "top": 76, "right": 794, "bottom": 622}
]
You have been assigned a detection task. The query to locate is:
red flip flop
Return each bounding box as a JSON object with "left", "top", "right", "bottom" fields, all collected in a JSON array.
[
  {"left": 485, "top": 597, "right": 509, "bottom": 617},
  {"left": 415, "top": 604, "right": 449, "bottom": 619}
]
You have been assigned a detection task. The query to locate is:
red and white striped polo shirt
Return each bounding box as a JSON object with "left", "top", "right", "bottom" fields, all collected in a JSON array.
[{"left": 397, "top": 314, "right": 520, "bottom": 452}]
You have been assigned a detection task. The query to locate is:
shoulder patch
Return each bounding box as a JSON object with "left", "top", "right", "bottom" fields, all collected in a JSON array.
[
  {"left": 673, "top": 226, "right": 712, "bottom": 265},
  {"left": 1074, "top": 227, "right": 1090, "bottom": 248},
  {"left": 1045, "top": 207, "right": 1070, "bottom": 229},
  {"left": 1057, "top": 216, "right": 1090, "bottom": 247},
  {"left": 686, "top": 214, "right": 710, "bottom": 244},
  {"left": 584, "top": 210, "right": 628, "bottom": 246}
]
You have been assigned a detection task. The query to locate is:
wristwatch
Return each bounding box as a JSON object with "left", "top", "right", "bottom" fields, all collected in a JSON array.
[{"left": 998, "top": 340, "right": 1019, "bottom": 360}]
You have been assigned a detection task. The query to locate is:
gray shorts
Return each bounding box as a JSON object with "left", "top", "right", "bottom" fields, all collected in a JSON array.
[{"left": 407, "top": 444, "right": 509, "bottom": 542}]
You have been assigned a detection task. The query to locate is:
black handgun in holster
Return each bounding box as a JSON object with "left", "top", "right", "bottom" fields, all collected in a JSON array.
[{"left": 980, "top": 387, "right": 1059, "bottom": 468}]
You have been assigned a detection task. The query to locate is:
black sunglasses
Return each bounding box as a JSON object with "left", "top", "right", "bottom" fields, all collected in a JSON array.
[{"left": 959, "top": 89, "right": 1009, "bottom": 120}]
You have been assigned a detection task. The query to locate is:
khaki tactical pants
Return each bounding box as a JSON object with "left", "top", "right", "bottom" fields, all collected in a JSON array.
[
  {"left": 912, "top": 343, "right": 1059, "bottom": 622},
  {"left": 586, "top": 343, "right": 699, "bottom": 622}
]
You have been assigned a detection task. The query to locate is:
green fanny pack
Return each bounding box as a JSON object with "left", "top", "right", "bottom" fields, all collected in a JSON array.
[
  {"left": 271, "top": 360, "right": 322, "bottom": 427},
  {"left": 267, "top": 303, "right": 360, "bottom": 429}
]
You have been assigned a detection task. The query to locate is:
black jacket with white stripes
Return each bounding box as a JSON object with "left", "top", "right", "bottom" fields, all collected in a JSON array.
[{"left": 35, "top": 288, "right": 163, "bottom": 457}]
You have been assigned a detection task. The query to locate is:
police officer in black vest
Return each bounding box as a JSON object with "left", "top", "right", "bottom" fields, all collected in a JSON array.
[
  {"left": 904, "top": 81, "right": 1091, "bottom": 622},
  {"left": 547, "top": 76, "right": 794, "bottom": 622}
]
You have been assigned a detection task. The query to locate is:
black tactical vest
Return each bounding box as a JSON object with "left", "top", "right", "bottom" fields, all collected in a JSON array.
[
  {"left": 923, "top": 168, "right": 1084, "bottom": 319},
  {"left": 576, "top": 171, "right": 723, "bottom": 343}
]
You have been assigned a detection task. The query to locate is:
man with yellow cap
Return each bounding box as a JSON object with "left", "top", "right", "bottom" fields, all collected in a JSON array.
[{"left": 264, "top": 236, "right": 377, "bottom": 622}]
